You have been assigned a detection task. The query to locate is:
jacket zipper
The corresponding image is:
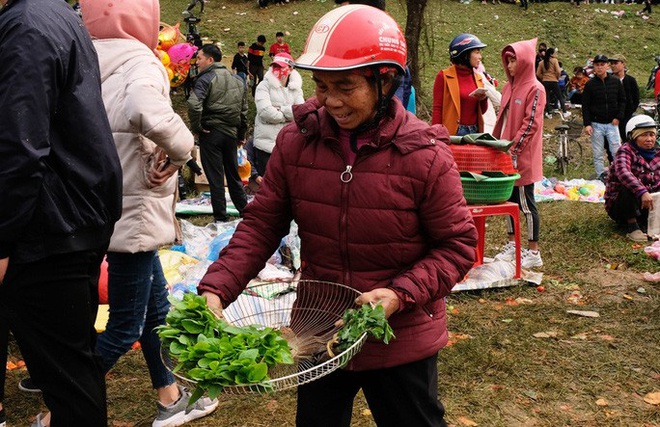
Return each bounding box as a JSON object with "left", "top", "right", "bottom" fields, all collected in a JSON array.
[{"left": 339, "top": 164, "right": 353, "bottom": 285}]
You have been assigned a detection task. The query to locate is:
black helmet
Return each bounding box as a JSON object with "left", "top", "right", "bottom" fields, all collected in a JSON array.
[{"left": 449, "top": 33, "right": 487, "bottom": 62}]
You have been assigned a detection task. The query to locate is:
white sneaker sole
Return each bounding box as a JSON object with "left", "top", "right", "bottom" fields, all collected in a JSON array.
[
  {"left": 152, "top": 399, "right": 219, "bottom": 427},
  {"left": 522, "top": 260, "right": 543, "bottom": 269}
]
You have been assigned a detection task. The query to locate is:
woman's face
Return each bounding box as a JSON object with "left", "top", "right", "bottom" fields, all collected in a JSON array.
[
  {"left": 634, "top": 130, "right": 658, "bottom": 150},
  {"left": 313, "top": 70, "right": 390, "bottom": 130},
  {"left": 506, "top": 57, "right": 518, "bottom": 77},
  {"left": 469, "top": 49, "right": 482, "bottom": 68}
]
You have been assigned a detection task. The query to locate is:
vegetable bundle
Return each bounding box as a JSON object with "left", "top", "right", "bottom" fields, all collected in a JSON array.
[
  {"left": 331, "top": 303, "right": 395, "bottom": 355},
  {"left": 157, "top": 293, "right": 293, "bottom": 403}
]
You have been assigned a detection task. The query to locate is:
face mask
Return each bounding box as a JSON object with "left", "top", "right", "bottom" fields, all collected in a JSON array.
[{"left": 272, "top": 65, "right": 291, "bottom": 86}]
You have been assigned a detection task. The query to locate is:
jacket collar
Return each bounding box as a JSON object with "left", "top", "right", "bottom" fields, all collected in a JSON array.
[
  {"left": 197, "top": 62, "right": 226, "bottom": 78},
  {"left": 293, "top": 97, "right": 440, "bottom": 154}
]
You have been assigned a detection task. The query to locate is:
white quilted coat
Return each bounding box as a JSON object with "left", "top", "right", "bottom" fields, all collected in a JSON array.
[
  {"left": 94, "top": 38, "right": 194, "bottom": 253},
  {"left": 253, "top": 68, "right": 304, "bottom": 153}
]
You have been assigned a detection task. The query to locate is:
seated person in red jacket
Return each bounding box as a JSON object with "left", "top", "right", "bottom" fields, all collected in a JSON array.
[
  {"left": 605, "top": 115, "right": 659, "bottom": 242},
  {"left": 197, "top": 6, "right": 477, "bottom": 427}
]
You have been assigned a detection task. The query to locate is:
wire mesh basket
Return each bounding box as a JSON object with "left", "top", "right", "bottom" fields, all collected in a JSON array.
[{"left": 162, "top": 280, "right": 367, "bottom": 395}]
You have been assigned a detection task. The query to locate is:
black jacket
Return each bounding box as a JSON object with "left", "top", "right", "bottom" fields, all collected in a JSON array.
[
  {"left": 621, "top": 74, "right": 640, "bottom": 120},
  {"left": 0, "top": 0, "right": 122, "bottom": 262},
  {"left": 582, "top": 74, "right": 626, "bottom": 126}
]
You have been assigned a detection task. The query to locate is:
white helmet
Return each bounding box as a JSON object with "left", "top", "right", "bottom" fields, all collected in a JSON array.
[{"left": 625, "top": 115, "right": 657, "bottom": 139}]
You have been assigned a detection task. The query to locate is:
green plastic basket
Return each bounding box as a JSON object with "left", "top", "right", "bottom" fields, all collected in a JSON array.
[{"left": 460, "top": 173, "right": 520, "bottom": 205}]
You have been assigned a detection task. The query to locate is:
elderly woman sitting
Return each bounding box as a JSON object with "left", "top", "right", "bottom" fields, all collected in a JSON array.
[{"left": 605, "top": 115, "right": 659, "bottom": 242}]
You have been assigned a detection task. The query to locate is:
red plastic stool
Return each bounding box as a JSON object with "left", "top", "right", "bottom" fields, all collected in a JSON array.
[{"left": 468, "top": 202, "right": 521, "bottom": 279}]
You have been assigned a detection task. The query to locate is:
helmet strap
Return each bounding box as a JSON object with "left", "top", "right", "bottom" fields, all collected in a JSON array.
[{"left": 349, "top": 66, "right": 403, "bottom": 146}]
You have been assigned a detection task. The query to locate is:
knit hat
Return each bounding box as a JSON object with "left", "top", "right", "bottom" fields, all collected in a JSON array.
[
  {"left": 631, "top": 126, "right": 657, "bottom": 141},
  {"left": 80, "top": 0, "right": 160, "bottom": 51}
]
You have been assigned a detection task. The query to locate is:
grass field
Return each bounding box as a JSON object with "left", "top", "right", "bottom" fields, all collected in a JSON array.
[{"left": 3, "top": 1, "right": 659, "bottom": 426}]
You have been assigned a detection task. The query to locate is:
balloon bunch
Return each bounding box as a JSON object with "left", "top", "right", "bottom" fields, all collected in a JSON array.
[{"left": 157, "top": 23, "right": 198, "bottom": 88}]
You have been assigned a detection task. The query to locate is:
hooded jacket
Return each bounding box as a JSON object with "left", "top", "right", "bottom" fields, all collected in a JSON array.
[
  {"left": 81, "top": 0, "right": 194, "bottom": 253},
  {"left": 493, "top": 38, "right": 546, "bottom": 187},
  {"left": 0, "top": 0, "right": 122, "bottom": 262},
  {"left": 253, "top": 67, "right": 305, "bottom": 154},
  {"left": 198, "top": 98, "right": 477, "bottom": 371}
]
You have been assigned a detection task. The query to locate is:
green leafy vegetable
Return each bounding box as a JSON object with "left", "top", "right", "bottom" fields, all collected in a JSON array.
[
  {"left": 334, "top": 303, "right": 395, "bottom": 352},
  {"left": 157, "top": 293, "right": 293, "bottom": 403}
]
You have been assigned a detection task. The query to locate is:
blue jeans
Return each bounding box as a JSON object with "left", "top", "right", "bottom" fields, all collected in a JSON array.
[
  {"left": 456, "top": 124, "right": 478, "bottom": 136},
  {"left": 236, "top": 71, "right": 248, "bottom": 88},
  {"left": 590, "top": 122, "right": 621, "bottom": 178},
  {"left": 96, "top": 251, "right": 174, "bottom": 389}
]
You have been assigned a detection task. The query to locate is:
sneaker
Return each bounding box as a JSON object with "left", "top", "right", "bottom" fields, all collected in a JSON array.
[
  {"left": 152, "top": 385, "right": 219, "bottom": 427},
  {"left": 561, "top": 111, "right": 572, "bottom": 119},
  {"left": 545, "top": 112, "right": 552, "bottom": 119},
  {"left": 19, "top": 377, "right": 42, "bottom": 393},
  {"left": 494, "top": 241, "right": 517, "bottom": 262},
  {"left": 522, "top": 249, "right": 543, "bottom": 269},
  {"left": 0, "top": 408, "right": 6, "bottom": 427},
  {"left": 626, "top": 229, "right": 648, "bottom": 242}
]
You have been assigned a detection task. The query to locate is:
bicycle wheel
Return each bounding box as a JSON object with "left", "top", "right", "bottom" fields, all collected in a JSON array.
[{"left": 567, "top": 138, "right": 583, "bottom": 169}]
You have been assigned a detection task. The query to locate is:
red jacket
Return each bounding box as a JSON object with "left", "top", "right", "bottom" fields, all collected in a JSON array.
[
  {"left": 493, "top": 38, "right": 546, "bottom": 186},
  {"left": 198, "top": 98, "right": 477, "bottom": 370}
]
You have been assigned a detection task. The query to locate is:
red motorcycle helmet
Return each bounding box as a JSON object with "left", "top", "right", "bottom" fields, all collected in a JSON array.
[{"left": 295, "top": 5, "right": 407, "bottom": 75}]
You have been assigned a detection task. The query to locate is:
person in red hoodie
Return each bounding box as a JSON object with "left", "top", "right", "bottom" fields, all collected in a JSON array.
[
  {"left": 492, "top": 38, "right": 546, "bottom": 269},
  {"left": 198, "top": 5, "right": 477, "bottom": 426}
]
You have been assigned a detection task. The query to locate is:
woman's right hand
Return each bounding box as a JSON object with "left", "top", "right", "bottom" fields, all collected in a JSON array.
[
  {"left": 641, "top": 192, "right": 654, "bottom": 211},
  {"left": 201, "top": 291, "right": 224, "bottom": 319}
]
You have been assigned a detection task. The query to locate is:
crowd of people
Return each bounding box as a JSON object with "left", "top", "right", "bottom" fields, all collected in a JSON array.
[{"left": 0, "top": 0, "right": 658, "bottom": 426}]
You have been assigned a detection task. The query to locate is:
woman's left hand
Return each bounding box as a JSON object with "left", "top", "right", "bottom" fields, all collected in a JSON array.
[
  {"left": 641, "top": 192, "right": 654, "bottom": 211},
  {"left": 355, "top": 288, "right": 400, "bottom": 319}
]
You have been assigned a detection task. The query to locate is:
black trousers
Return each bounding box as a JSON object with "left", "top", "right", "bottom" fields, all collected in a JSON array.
[
  {"left": 542, "top": 81, "right": 566, "bottom": 113},
  {"left": 607, "top": 186, "right": 647, "bottom": 228},
  {"left": 0, "top": 249, "right": 107, "bottom": 426},
  {"left": 199, "top": 128, "right": 248, "bottom": 221},
  {"left": 249, "top": 64, "right": 265, "bottom": 97},
  {"left": 296, "top": 354, "right": 446, "bottom": 427},
  {"left": 255, "top": 147, "right": 272, "bottom": 178},
  {"left": 507, "top": 184, "right": 540, "bottom": 242}
]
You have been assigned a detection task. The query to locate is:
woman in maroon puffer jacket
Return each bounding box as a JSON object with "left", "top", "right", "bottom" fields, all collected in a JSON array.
[{"left": 198, "top": 6, "right": 477, "bottom": 427}]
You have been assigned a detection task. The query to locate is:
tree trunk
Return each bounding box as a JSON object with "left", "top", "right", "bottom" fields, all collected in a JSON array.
[{"left": 404, "top": 0, "right": 428, "bottom": 91}]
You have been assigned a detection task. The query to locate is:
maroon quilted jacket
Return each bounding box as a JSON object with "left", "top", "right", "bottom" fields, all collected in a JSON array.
[{"left": 198, "top": 98, "right": 477, "bottom": 370}]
